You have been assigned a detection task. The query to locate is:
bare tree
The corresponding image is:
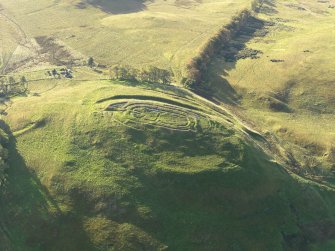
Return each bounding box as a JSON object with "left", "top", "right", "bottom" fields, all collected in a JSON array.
[
  {"left": 21, "top": 76, "right": 28, "bottom": 90},
  {"left": 88, "top": 57, "right": 95, "bottom": 68}
]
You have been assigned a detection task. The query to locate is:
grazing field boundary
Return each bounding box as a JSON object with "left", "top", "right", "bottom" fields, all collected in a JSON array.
[{"left": 182, "top": 9, "right": 253, "bottom": 88}]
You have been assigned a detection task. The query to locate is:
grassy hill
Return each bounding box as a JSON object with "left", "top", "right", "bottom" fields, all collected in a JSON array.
[
  {"left": 0, "top": 75, "right": 334, "bottom": 250},
  {"left": 0, "top": 0, "right": 335, "bottom": 250},
  {"left": 205, "top": 0, "right": 335, "bottom": 179}
]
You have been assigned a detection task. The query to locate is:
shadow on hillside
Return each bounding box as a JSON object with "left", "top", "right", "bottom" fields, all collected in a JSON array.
[
  {"left": 0, "top": 121, "right": 94, "bottom": 251},
  {"left": 127, "top": 130, "right": 335, "bottom": 251},
  {"left": 79, "top": 0, "right": 151, "bottom": 14},
  {"left": 220, "top": 17, "right": 266, "bottom": 71},
  {"left": 260, "top": 0, "right": 278, "bottom": 15},
  {"left": 114, "top": 79, "right": 194, "bottom": 100},
  {"left": 204, "top": 16, "right": 267, "bottom": 105}
]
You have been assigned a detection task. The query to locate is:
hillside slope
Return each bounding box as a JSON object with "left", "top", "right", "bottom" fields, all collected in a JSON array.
[
  {"left": 203, "top": 0, "right": 335, "bottom": 182},
  {"left": 0, "top": 0, "right": 334, "bottom": 250},
  {"left": 0, "top": 78, "right": 334, "bottom": 250},
  {"left": 0, "top": 0, "right": 250, "bottom": 78}
]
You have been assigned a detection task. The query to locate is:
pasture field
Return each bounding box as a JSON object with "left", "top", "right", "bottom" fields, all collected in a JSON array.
[
  {"left": 1, "top": 77, "right": 335, "bottom": 250},
  {"left": 207, "top": 0, "right": 335, "bottom": 171},
  {"left": 0, "top": 15, "right": 20, "bottom": 72},
  {"left": 0, "top": 0, "right": 335, "bottom": 250},
  {"left": 0, "top": 0, "right": 251, "bottom": 79}
]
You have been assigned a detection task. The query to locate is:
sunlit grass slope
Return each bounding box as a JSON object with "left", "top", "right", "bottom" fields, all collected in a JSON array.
[
  {"left": 0, "top": 0, "right": 335, "bottom": 250},
  {"left": 206, "top": 0, "right": 335, "bottom": 172},
  {"left": 0, "top": 0, "right": 251, "bottom": 78},
  {"left": 0, "top": 78, "right": 335, "bottom": 250}
]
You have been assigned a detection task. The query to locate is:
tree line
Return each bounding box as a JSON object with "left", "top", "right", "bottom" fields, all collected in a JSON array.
[
  {"left": 0, "top": 127, "right": 9, "bottom": 188},
  {"left": 86, "top": 56, "right": 173, "bottom": 85},
  {"left": 109, "top": 65, "right": 173, "bottom": 85},
  {"left": 0, "top": 76, "right": 28, "bottom": 97},
  {"left": 182, "top": 9, "right": 252, "bottom": 89}
]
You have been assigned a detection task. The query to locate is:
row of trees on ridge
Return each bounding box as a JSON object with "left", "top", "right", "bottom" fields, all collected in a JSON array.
[
  {"left": 109, "top": 65, "right": 173, "bottom": 85},
  {"left": 0, "top": 76, "right": 28, "bottom": 96}
]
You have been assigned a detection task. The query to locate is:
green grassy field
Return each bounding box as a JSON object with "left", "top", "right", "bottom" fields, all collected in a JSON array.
[
  {"left": 1, "top": 78, "right": 335, "bottom": 250},
  {"left": 206, "top": 0, "right": 335, "bottom": 174},
  {"left": 0, "top": 0, "right": 251, "bottom": 78},
  {"left": 0, "top": 0, "right": 335, "bottom": 250}
]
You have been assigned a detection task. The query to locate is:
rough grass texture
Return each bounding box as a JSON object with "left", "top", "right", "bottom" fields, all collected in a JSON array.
[
  {"left": 0, "top": 78, "right": 334, "bottom": 250},
  {"left": 205, "top": 0, "right": 335, "bottom": 176},
  {"left": 0, "top": 0, "right": 251, "bottom": 78},
  {"left": 0, "top": 0, "right": 335, "bottom": 250}
]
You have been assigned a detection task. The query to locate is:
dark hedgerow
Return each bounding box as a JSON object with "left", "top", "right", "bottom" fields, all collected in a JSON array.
[{"left": 183, "top": 9, "right": 252, "bottom": 89}]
